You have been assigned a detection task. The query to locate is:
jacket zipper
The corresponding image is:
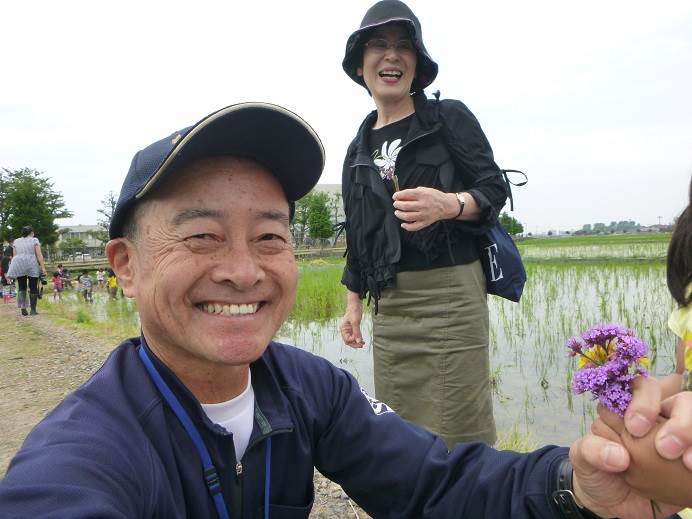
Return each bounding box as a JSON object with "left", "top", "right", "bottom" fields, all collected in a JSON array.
[{"left": 229, "top": 428, "right": 291, "bottom": 517}]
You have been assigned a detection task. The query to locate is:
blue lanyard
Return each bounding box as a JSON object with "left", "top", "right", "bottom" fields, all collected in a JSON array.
[{"left": 138, "top": 346, "right": 272, "bottom": 519}]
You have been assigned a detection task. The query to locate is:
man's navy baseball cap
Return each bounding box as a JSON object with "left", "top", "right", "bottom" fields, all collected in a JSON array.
[{"left": 109, "top": 102, "right": 325, "bottom": 238}]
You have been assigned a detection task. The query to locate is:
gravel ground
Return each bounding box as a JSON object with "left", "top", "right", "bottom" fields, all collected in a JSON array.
[{"left": 0, "top": 302, "right": 370, "bottom": 518}]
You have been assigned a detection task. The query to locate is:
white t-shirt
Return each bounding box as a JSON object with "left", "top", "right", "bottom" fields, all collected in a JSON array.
[{"left": 200, "top": 371, "right": 255, "bottom": 461}]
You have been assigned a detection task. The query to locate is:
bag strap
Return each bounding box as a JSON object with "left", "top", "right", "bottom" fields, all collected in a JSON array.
[
  {"left": 500, "top": 169, "right": 528, "bottom": 211},
  {"left": 431, "top": 90, "right": 528, "bottom": 212}
]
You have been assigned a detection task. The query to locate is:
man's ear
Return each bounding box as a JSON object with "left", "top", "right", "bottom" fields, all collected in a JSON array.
[
  {"left": 106, "top": 238, "right": 137, "bottom": 298},
  {"left": 356, "top": 66, "right": 363, "bottom": 77}
]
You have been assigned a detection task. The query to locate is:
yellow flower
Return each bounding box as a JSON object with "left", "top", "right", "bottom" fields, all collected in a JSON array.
[{"left": 577, "top": 339, "right": 616, "bottom": 369}]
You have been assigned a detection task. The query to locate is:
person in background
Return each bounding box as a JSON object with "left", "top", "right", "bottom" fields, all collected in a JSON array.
[
  {"left": 1, "top": 243, "right": 13, "bottom": 302},
  {"left": 96, "top": 268, "right": 105, "bottom": 290},
  {"left": 106, "top": 268, "right": 118, "bottom": 299},
  {"left": 339, "top": 0, "right": 506, "bottom": 447},
  {"left": 0, "top": 240, "right": 14, "bottom": 302},
  {"left": 6, "top": 225, "right": 47, "bottom": 315},
  {"left": 52, "top": 271, "right": 64, "bottom": 301},
  {"left": 60, "top": 265, "right": 73, "bottom": 290},
  {"left": 78, "top": 269, "right": 93, "bottom": 303}
]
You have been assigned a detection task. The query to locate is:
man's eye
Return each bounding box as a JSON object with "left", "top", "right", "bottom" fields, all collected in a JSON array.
[
  {"left": 259, "top": 233, "right": 283, "bottom": 242},
  {"left": 187, "top": 233, "right": 213, "bottom": 241}
]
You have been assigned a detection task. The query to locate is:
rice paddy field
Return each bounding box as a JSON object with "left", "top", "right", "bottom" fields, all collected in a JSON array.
[{"left": 38, "top": 233, "right": 675, "bottom": 447}]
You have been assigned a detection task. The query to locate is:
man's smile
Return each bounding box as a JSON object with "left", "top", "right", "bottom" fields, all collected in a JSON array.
[{"left": 197, "top": 302, "right": 262, "bottom": 316}]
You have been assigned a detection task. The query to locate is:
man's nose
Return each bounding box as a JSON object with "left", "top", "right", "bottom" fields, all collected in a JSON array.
[{"left": 210, "top": 243, "right": 265, "bottom": 289}]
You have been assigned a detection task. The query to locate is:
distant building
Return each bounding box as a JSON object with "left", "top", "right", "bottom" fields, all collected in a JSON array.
[{"left": 57, "top": 225, "right": 102, "bottom": 248}]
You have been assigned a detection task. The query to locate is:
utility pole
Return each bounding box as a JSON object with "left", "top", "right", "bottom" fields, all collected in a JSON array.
[{"left": 657, "top": 216, "right": 662, "bottom": 226}]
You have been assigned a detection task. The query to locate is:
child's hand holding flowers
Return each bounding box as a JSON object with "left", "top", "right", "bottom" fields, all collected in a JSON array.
[{"left": 568, "top": 323, "right": 692, "bottom": 511}]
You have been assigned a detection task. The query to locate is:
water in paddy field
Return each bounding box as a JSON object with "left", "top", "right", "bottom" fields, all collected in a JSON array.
[
  {"left": 278, "top": 260, "right": 676, "bottom": 446},
  {"left": 45, "top": 255, "right": 675, "bottom": 447}
]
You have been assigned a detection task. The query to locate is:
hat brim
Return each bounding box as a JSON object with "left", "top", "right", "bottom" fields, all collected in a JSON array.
[
  {"left": 109, "top": 102, "right": 324, "bottom": 238},
  {"left": 138, "top": 102, "right": 325, "bottom": 203}
]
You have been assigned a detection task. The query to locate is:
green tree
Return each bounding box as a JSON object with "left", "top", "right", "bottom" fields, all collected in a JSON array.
[
  {"left": 291, "top": 196, "right": 311, "bottom": 246},
  {"left": 498, "top": 212, "right": 524, "bottom": 236},
  {"left": 94, "top": 190, "right": 117, "bottom": 244},
  {"left": 59, "top": 236, "right": 86, "bottom": 256},
  {"left": 307, "top": 191, "right": 333, "bottom": 243},
  {"left": 0, "top": 168, "right": 72, "bottom": 245}
]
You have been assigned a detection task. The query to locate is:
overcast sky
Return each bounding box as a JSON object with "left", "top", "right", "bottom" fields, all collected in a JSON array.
[{"left": 2, "top": 0, "right": 691, "bottom": 234}]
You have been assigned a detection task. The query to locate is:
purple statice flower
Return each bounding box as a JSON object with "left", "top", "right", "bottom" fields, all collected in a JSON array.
[
  {"left": 567, "top": 323, "right": 650, "bottom": 416},
  {"left": 566, "top": 337, "right": 582, "bottom": 357}
]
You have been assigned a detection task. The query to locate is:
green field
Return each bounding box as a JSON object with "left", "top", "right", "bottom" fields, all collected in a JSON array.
[{"left": 518, "top": 232, "right": 670, "bottom": 248}]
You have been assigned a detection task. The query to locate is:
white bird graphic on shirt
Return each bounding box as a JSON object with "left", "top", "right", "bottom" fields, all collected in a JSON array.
[{"left": 373, "top": 139, "right": 402, "bottom": 180}]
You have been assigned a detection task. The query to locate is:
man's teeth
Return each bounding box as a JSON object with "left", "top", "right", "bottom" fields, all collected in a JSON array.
[
  {"left": 201, "top": 303, "right": 259, "bottom": 315},
  {"left": 379, "top": 71, "right": 402, "bottom": 78}
]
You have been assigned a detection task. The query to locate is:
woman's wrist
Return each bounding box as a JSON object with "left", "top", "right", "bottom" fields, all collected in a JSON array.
[{"left": 446, "top": 192, "right": 462, "bottom": 219}]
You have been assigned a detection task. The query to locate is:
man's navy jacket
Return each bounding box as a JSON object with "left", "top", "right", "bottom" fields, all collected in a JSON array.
[{"left": 0, "top": 338, "right": 569, "bottom": 518}]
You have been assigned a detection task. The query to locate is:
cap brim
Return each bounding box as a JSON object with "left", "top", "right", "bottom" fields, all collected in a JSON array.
[{"left": 138, "top": 102, "right": 325, "bottom": 203}]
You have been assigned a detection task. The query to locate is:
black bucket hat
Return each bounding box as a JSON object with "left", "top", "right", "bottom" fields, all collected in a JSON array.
[
  {"left": 342, "top": 0, "right": 438, "bottom": 93},
  {"left": 109, "top": 102, "right": 325, "bottom": 238}
]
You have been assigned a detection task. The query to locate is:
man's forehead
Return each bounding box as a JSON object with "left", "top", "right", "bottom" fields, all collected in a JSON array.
[{"left": 158, "top": 155, "right": 287, "bottom": 199}]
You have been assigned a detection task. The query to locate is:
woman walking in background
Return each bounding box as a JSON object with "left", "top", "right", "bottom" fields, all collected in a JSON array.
[
  {"left": 339, "top": 0, "right": 508, "bottom": 447},
  {"left": 6, "top": 226, "right": 47, "bottom": 316}
]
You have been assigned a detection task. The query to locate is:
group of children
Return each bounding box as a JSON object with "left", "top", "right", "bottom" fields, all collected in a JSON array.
[{"left": 51, "top": 266, "right": 119, "bottom": 303}]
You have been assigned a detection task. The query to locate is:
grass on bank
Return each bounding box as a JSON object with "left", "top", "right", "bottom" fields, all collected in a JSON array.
[{"left": 518, "top": 232, "right": 671, "bottom": 248}]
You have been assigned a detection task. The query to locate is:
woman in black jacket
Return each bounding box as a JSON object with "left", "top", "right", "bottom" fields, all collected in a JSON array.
[{"left": 339, "top": 0, "right": 507, "bottom": 447}]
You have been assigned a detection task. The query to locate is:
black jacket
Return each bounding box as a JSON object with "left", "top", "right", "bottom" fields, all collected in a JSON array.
[{"left": 341, "top": 93, "right": 508, "bottom": 305}]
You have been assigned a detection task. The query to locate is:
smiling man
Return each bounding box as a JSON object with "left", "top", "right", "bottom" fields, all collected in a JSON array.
[{"left": 1, "top": 102, "right": 691, "bottom": 519}]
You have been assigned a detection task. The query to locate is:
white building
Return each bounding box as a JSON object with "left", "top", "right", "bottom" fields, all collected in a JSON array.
[{"left": 57, "top": 225, "right": 102, "bottom": 248}]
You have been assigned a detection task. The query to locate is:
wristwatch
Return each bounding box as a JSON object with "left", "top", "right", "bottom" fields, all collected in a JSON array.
[
  {"left": 454, "top": 192, "right": 465, "bottom": 218},
  {"left": 552, "top": 458, "right": 602, "bottom": 519}
]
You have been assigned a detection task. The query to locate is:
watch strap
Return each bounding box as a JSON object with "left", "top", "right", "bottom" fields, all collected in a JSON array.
[
  {"left": 454, "top": 192, "right": 465, "bottom": 218},
  {"left": 552, "top": 458, "right": 602, "bottom": 519}
]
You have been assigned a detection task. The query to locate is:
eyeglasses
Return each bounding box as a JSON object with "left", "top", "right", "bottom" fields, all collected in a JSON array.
[{"left": 363, "top": 38, "right": 415, "bottom": 54}]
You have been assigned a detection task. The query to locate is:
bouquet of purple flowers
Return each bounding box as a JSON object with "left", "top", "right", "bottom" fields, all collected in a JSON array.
[{"left": 567, "top": 323, "right": 650, "bottom": 416}]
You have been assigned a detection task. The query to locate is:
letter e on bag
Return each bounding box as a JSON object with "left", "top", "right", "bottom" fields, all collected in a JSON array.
[{"left": 484, "top": 242, "right": 504, "bottom": 282}]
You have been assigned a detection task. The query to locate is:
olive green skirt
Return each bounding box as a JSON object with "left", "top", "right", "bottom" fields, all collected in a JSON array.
[{"left": 372, "top": 261, "right": 496, "bottom": 448}]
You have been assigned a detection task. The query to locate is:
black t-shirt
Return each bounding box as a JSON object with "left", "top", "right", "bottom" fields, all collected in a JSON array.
[
  {"left": 368, "top": 114, "right": 413, "bottom": 194},
  {"left": 367, "top": 114, "right": 476, "bottom": 273}
]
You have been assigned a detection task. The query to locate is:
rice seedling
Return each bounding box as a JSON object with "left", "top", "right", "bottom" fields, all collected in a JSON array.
[{"left": 495, "top": 423, "right": 537, "bottom": 452}]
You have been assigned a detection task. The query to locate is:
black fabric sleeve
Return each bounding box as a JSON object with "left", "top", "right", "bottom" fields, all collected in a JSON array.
[
  {"left": 340, "top": 145, "right": 363, "bottom": 295},
  {"left": 439, "top": 99, "right": 509, "bottom": 234}
]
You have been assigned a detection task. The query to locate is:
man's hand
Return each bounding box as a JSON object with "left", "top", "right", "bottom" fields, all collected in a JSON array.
[
  {"left": 593, "top": 407, "right": 692, "bottom": 508},
  {"left": 569, "top": 375, "right": 692, "bottom": 517},
  {"left": 570, "top": 434, "right": 682, "bottom": 518}
]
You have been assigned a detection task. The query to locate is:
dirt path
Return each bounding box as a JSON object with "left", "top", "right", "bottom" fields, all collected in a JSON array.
[{"left": 0, "top": 302, "right": 369, "bottom": 518}]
